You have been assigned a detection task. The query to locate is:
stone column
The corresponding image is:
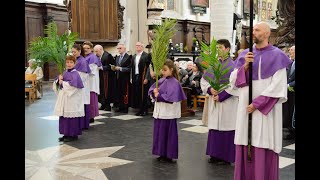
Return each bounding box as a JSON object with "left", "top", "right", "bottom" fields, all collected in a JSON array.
[{"left": 210, "top": 0, "right": 234, "bottom": 43}]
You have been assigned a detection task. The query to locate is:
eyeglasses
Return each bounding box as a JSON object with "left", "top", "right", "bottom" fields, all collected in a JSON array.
[
  {"left": 117, "top": 47, "right": 123, "bottom": 49},
  {"left": 83, "top": 48, "right": 91, "bottom": 50}
]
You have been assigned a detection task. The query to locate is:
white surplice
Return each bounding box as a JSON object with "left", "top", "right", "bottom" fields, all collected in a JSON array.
[
  {"left": 152, "top": 100, "right": 182, "bottom": 119},
  {"left": 200, "top": 77, "right": 238, "bottom": 131},
  {"left": 227, "top": 62, "right": 288, "bottom": 153},
  {"left": 53, "top": 79, "right": 84, "bottom": 118},
  {"left": 88, "top": 63, "right": 100, "bottom": 95},
  {"left": 78, "top": 72, "right": 90, "bottom": 105}
]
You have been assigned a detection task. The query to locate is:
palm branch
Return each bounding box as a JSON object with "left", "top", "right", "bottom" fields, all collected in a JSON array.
[
  {"left": 199, "top": 37, "right": 232, "bottom": 106},
  {"left": 151, "top": 18, "right": 177, "bottom": 89},
  {"left": 27, "top": 21, "right": 78, "bottom": 74}
]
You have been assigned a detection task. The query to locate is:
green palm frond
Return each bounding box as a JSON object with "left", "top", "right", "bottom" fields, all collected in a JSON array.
[
  {"left": 199, "top": 37, "right": 232, "bottom": 106},
  {"left": 151, "top": 18, "right": 177, "bottom": 88},
  {"left": 27, "top": 21, "right": 79, "bottom": 74}
]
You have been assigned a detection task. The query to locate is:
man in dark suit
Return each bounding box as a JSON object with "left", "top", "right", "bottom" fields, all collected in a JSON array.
[
  {"left": 94, "top": 45, "right": 116, "bottom": 111},
  {"left": 112, "top": 43, "right": 132, "bottom": 113},
  {"left": 130, "top": 42, "right": 151, "bottom": 116},
  {"left": 283, "top": 45, "right": 295, "bottom": 140}
]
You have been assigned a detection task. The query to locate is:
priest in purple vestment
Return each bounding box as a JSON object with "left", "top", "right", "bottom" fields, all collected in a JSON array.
[
  {"left": 148, "top": 60, "right": 187, "bottom": 163},
  {"left": 54, "top": 55, "right": 84, "bottom": 142},
  {"left": 227, "top": 22, "right": 292, "bottom": 180}
]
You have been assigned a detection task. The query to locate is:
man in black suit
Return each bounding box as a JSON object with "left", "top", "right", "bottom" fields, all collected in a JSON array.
[
  {"left": 113, "top": 43, "right": 132, "bottom": 113},
  {"left": 283, "top": 45, "right": 295, "bottom": 140},
  {"left": 94, "top": 45, "right": 116, "bottom": 111},
  {"left": 130, "top": 42, "right": 151, "bottom": 116}
]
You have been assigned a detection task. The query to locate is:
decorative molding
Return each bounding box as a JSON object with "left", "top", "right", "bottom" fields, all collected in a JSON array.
[{"left": 118, "top": 1, "right": 125, "bottom": 39}]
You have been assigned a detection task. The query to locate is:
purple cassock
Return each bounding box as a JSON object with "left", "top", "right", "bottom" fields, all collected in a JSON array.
[
  {"left": 148, "top": 77, "right": 187, "bottom": 159},
  {"left": 59, "top": 68, "right": 84, "bottom": 137},
  {"left": 204, "top": 57, "right": 236, "bottom": 163},
  {"left": 74, "top": 55, "right": 91, "bottom": 130},
  {"left": 85, "top": 53, "right": 101, "bottom": 119},
  {"left": 233, "top": 44, "right": 292, "bottom": 180}
]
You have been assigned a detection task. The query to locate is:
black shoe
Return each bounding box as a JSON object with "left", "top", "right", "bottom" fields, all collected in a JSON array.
[
  {"left": 217, "top": 160, "right": 231, "bottom": 165},
  {"left": 99, "top": 106, "right": 106, "bottom": 110},
  {"left": 208, "top": 157, "right": 221, "bottom": 163},
  {"left": 90, "top": 118, "right": 94, "bottom": 123},
  {"left": 217, "top": 159, "right": 231, "bottom": 165},
  {"left": 115, "top": 108, "right": 122, "bottom": 112},
  {"left": 122, "top": 109, "right": 128, "bottom": 113},
  {"left": 64, "top": 136, "right": 78, "bottom": 142},
  {"left": 135, "top": 112, "right": 142, "bottom": 116},
  {"left": 157, "top": 156, "right": 165, "bottom": 161},
  {"left": 164, "top": 157, "right": 176, "bottom": 163},
  {"left": 157, "top": 156, "right": 168, "bottom": 162},
  {"left": 140, "top": 112, "right": 148, "bottom": 116},
  {"left": 104, "top": 106, "right": 111, "bottom": 111},
  {"left": 58, "top": 136, "right": 65, "bottom": 142}
]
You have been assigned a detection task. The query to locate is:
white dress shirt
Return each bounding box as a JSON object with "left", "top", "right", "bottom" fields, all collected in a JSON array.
[{"left": 135, "top": 52, "right": 143, "bottom": 75}]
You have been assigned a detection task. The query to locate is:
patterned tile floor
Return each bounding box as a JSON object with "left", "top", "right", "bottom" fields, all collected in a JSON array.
[{"left": 25, "top": 82, "right": 295, "bottom": 179}]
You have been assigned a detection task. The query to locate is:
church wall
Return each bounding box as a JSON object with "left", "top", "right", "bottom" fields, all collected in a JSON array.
[{"left": 25, "top": 0, "right": 68, "bottom": 80}]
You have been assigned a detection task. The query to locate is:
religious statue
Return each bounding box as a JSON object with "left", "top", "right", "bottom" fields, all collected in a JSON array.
[{"left": 273, "top": 0, "right": 295, "bottom": 48}]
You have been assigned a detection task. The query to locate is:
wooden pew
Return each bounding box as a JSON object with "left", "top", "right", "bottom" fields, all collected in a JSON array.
[{"left": 191, "top": 95, "right": 207, "bottom": 110}]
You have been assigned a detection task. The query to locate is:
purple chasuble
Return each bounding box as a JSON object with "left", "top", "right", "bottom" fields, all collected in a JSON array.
[
  {"left": 63, "top": 69, "right": 84, "bottom": 88},
  {"left": 235, "top": 44, "right": 292, "bottom": 80},
  {"left": 74, "top": 55, "right": 91, "bottom": 73},
  {"left": 148, "top": 76, "right": 187, "bottom": 102},
  {"left": 85, "top": 52, "right": 102, "bottom": 66}
]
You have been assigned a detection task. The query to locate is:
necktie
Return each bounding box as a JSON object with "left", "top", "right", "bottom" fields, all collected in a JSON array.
[
  {"left": 290, "top": 60, "right": 295, "bottom": 75},
  {"left": 119, "top": 55, "right": 124, "bottom": 65}
]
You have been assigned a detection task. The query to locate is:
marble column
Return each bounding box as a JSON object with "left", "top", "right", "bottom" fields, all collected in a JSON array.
[{"left": 210, "top": 0, "right": 234, "bottom": 43}]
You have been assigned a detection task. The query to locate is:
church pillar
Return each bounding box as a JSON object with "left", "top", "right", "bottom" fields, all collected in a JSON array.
[{"left": 210, "top": 0, "right": 234, "bottom": 43}]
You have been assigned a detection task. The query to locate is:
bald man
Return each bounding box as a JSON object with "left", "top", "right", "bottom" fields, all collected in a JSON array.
[
  {"left": 94, "top": 45, "right": 116, "bottom": 111},
  {"left": 227, "top": 22, "right": 292, "bottom": 180},
  {"left": 130, "top": 42, "right": 152, "bottom": 116}
]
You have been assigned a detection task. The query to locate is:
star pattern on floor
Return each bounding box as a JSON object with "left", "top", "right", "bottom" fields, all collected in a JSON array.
[
  {"left": 25, "top": 145, "right": 133, "bottom": 180},
  {"left": 180, "top": 119, "right": 208, "bottom": 133}
]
